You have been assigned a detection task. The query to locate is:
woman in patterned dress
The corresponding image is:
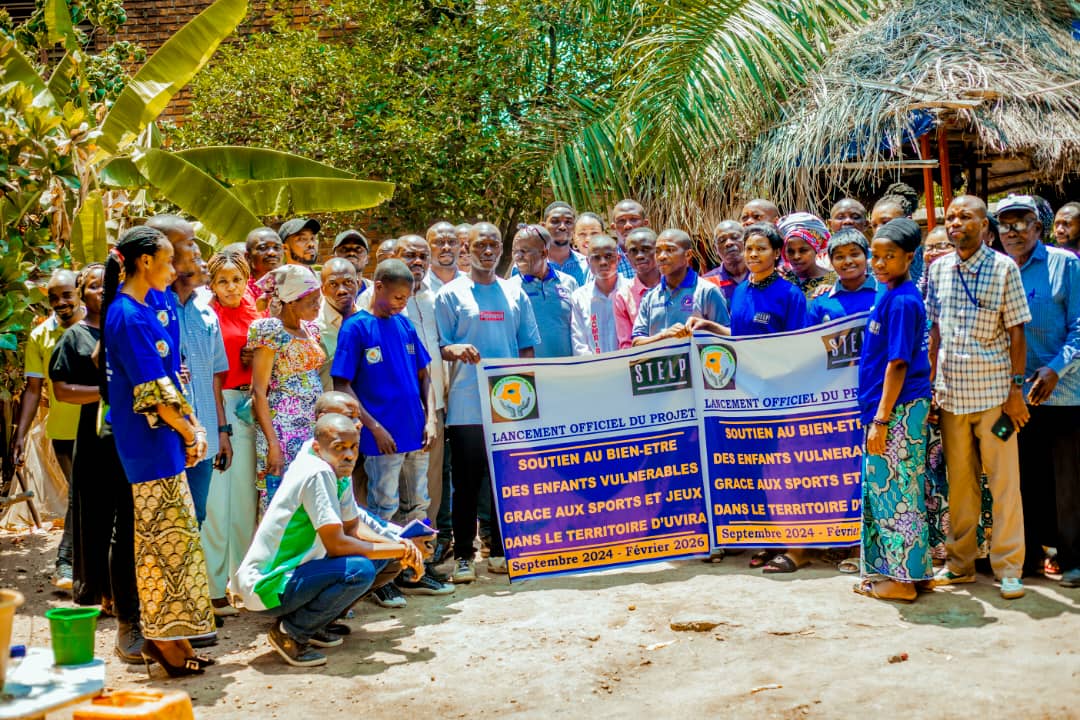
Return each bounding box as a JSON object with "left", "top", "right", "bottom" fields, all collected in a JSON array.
[
  {"left": 102, "top": 226, "right": 214, "bottom": 676},
  {"left": 854, "top": 218, "right": 935, "bottom": 603},
  {"left": 248, "top": 264, "right": 324, "bottom": 512}
]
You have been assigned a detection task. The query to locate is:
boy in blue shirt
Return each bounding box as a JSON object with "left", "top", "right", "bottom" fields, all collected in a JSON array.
[{"left": 331, "top": 260, "right": 440, "bottom": 599}]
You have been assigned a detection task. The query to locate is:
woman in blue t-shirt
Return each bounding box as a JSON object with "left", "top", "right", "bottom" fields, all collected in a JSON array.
[
  {"left": 853, "top": 218, "right": 934, "bottom": 603},
  {"left": 102, "top": 226, "right": 215, "bottom": 676}
]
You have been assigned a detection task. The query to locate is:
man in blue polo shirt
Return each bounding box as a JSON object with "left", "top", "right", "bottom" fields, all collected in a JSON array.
[
  {"left": 510, "top": 224, "right": 579, "bottom": 358},
  {"left": 997, "top": 195, "right": 1080, "bottom": 587},
  {"left": 632, "top": 229, "right": 729, "bottom": 345},
  {"left": 541, "top": 202, "right": 590, "bottom": 286},
  {"left": 435, "top": 222, "right": 540, "bottom": 582}
]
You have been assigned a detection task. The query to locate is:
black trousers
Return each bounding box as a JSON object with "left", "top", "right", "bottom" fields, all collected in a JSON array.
[
  {"left": 71, "top": 434, "right": 138, "bottom": 622},
  {"left": 1018, "top": 404, "right": 1080, "bottom": 572},
  {"left": 53, "top": 439, "right": 74, "bottom": 568},
  {"left": 447, "top": 425, "right": 502, "bottom": 560}
]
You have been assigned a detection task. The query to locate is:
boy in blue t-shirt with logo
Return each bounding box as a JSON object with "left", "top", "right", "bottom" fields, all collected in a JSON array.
[{"left": 331, "top": 260, "right": 441, "bottom": 598}]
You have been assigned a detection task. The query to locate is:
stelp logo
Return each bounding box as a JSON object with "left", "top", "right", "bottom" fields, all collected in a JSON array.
[
  {"left": 489, "top": 373, "right": 539, "bottom": 423},
  {"left": 699, "top": 344, "right": 737, "bottom": 390}
]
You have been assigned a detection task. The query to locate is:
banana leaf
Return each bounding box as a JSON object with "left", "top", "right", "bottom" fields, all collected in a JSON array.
[
  {"left": 46, "top": 51, "right": 78, "bottom": 103},
  {"left": 99, "top": 157, "right": 146, "bottom": 188},
  {"left": 70, "top": 191, "right": 107, "bottom": 266},
  {"left": 174, "top": 146, "right": 356, "bottom": 182},
  {"left": 44, "top": 0, "right": 76, "bottom": 49},
  {"left": 0, "top": 41, "right": 54, "bottom": 107},
  {"left": 136, "top": 149, "right": 261, "bottom": 246},
  {"left": 97, "top": 0, "right": 248, "bottom": 154},
  {"left": 228, "top": 178, "right": 395, "bottom": 217}
]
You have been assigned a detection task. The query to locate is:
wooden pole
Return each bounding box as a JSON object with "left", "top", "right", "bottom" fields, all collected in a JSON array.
[
  {"left": 938, "top": 126, "right": 953, "bottom": 210},
  {"left": 981, "top": 165, "right": 990, "bottom": 203},
  {"left": 920, "top": 134, "right": 936, "bottom": 230}
]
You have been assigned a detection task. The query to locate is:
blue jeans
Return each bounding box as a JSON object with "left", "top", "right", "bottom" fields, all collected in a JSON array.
[
  {"left": 264, "top": 556, "right": 386, "bottom": 642},
  {"left": 186, "top": 458, "right": 214, "bottom": 525},
  {"left": 364, "top": 450, "right": 430, "bottom": 522}
]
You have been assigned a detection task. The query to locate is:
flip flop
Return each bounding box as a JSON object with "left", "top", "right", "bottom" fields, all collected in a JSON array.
[
  {"left": 748, "top": 550, "right": 775, "bottom": 569},
  {"left": 852, "top": 578, "right": 915, "bottom": 604},
  {"left": 762, "top": 553, "right": 809, "bottom": 574},
  {"left": 837, "top": 558, "right": 861, "bottom": 574}
]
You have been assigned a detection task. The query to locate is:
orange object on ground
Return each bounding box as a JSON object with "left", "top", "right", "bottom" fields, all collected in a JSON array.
[{"left": 72, "top": 690, "right": 194, "bottom": 720}]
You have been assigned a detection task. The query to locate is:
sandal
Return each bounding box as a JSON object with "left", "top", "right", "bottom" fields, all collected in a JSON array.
[
  {"left": 748, "top": 550, "right": 775, "bottom": 569},
  {"left": 837, "top": 558, "right": 861, "bottom": 574},
  {"left": 762, "top": 553, "right": 809, "bottom": 574},
  {"left": 852, "top": 578, "right": 915, "bottom": 604}
]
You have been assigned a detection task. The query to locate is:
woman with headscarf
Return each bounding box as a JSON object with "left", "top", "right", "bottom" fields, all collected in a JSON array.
[
  {"left": 249, "top": 264, "right": 324, "bottom": 512},
  {"left": 778, "top": 212, "right": 838, "bottom": 299},
  {"left": 101, "top": 227, "right": 214, "bottom": 676}
]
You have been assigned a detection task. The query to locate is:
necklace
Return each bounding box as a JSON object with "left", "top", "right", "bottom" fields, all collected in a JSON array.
[{"left": 749, "top": 271, "right": 780, "bottom": 290}]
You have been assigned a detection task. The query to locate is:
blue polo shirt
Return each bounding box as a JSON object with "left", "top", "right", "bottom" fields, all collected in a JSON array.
[
  {"left": 331, "top": 310, "right": 431, "bottom": 455},
  {"left": 104, "top": 293, "right": 186, "bottom": 484},
  {"left": 1017, "top": 243, "right": 1080, "bottom": 406},
  {"left": 729, "top": 275, "right": 807, "bottom": 336},
  {"left": 512, "top": 266, "right": 578, "bottom": 358},
  {"left": 806, "top": 276, "right": 877, "bottom": 326},
  {"left": 858, "top": 282, "right": 932, "bottom": 425},
  {"left": 631, "top": 268, "right": 729, "bottom": 338},
  {"left": 550, "top": 250, "right": 591, "bottom": 287},
  {"left": 435, "top": 276, "right": 541, "bottom": 426}
]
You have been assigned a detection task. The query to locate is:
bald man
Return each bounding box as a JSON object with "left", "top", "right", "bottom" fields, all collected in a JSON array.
[
  {"left": 739, "top": 199, "right": 780, "bottom": 227},
  {"left": 703, "top": 220, "right": 747, "bottom": 302},
  {"left": 316, "top": 258, "right": 360, "bottom": 390},
  {"left": 245, "top": 227, "right": 283, "bottom": 300},
  {"left": 13, "top": 268, "right": 85, "bottom": 591}
]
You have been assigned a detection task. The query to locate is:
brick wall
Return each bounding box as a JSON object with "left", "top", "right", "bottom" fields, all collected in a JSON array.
[{"left": 93, "top": 0, "right": 326, "bottom": 122}]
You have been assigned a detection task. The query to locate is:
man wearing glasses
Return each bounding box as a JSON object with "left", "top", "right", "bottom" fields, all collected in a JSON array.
[{"left": 996, "top": 195, "right": 1080, "bottom": 588}]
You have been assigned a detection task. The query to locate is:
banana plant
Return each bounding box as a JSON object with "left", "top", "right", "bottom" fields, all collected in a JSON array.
[{"left": 7, "top": 0, "right": 394, "bottom": 264}]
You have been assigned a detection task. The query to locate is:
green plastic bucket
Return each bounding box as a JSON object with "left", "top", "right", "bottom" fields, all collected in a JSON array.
[{"left": 45, "top": 607, "right": 100, "bottom": 666}]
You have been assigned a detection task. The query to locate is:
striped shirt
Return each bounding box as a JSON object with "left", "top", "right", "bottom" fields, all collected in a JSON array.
[
  {"left": 1017, "top": 243, "right": 1080, "bottom": 406},
  {"left": 171, "top": 287, "right": 229, "bottom": 456},
  {"left": 927, "top": 243, "right": 1031, "bottom": 414}
]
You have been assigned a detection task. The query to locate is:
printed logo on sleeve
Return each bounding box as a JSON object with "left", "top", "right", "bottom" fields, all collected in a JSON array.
[
  {"left": 365, "top": 347, "right": 383, "bottom": 364},
  {"left": 154, "top": 340, "right": 170, "bottom": 358},
  {"left": 489, "top": 373, "right": 539, "bottom": 423},
  {"left": 406, "top": 343, "right": 416, "bottom": 355},
  {"left": 479, "top": 311, "right": 505, "bottom": 321}
]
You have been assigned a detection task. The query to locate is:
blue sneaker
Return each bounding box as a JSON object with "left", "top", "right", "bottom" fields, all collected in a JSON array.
[
  {"left": 1061, "top": 568, "right": 1080, "bottom": 588},
  {"left": 1000, "top": 577, "right": 1025, "bottom": 599}
]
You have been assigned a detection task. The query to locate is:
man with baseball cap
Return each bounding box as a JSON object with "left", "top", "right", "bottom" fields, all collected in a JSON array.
[
  {"left": 996, "top": 194, "right": 1080, "bottom": 588},
  {"left": 333, "top": 229, "right": 371, "bottom": 293},
  {"left": 279, "top": 217, "right": 321, "bottom": 267}
]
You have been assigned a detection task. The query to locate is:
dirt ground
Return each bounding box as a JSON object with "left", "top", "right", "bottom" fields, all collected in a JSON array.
[{"left": 2, "top": 525, "right": 1078, "bottom": 719}]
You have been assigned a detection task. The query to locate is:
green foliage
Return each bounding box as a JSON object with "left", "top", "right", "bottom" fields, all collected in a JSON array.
[{"left": 176, "top": 0, "right": 638, "bottom": 237}]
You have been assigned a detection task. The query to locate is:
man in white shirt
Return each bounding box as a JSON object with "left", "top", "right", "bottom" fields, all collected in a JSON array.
[{"left": 571, "top": 235, "right": 629, "bottom": 355}]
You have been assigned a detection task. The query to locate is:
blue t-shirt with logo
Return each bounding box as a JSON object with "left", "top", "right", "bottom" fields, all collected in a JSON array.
[
  {"left": 729, "top": 275, "right": 807, "bottom": 336},
  {"left": 857, "top": 282, "right": 932, "bottom": 426},
  {"left": 331, "top": 310, "right": 431, "bottom": 456}
]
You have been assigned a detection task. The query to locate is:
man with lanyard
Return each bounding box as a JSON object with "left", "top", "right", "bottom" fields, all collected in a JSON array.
[
  {"left": 12, "top": 269, "right": 84, "bottom": 591},
  {"left": 541, "top": 202, "right": 590, "bottom": 286},
  {"left": 703, "top": 220, "right": 748, "bottom": 303},
  {"left": 996, "top": 195, "right": 1080, "bottom": 587},
  {"left": 632, "top": 229, "right": 729, "bottom": 345},
  {"left": 426, "top": 221, "right": 465, "bottom": 294},
  {"left": 571, "top": 235, "right": 629, "bottom": 355},
  {"left": 611, "top": 199, "right": 651, "bottom": 279},
  {"left": 927, "top": 195, "right": 1032, "bottom": 600},
  {"left": 510, "top": 224, "right": 579, "bottom": 358}
]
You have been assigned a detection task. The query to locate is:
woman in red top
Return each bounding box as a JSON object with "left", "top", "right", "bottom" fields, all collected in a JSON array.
[{"left": 204, "top": 250, "right": 263, "bottom": 616}]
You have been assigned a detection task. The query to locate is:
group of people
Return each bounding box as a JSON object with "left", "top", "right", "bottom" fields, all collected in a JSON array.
[{"left": 11, "top": 184, "right": 1079, "bottom": 673}]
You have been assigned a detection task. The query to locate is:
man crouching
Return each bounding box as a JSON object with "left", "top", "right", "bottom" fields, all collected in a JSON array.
[{"left": 235, "top": 413, "right": 425, "bottom": 667}]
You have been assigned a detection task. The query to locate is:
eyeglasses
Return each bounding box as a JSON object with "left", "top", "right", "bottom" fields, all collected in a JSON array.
[{"left": 998, "top": 220, "right": 1033, "bottom": 235}]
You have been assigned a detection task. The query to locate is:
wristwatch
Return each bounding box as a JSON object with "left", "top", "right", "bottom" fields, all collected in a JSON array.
[
  {"left": 219, "top": 424, "right": 233, "bottom": 436},
  {"left": 1011, "top": 374, "right": 1024, "bottom": 388}
]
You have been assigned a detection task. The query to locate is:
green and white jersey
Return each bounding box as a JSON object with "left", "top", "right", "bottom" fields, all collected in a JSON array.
[{"left": 235, "top": 443, "right": 361, "bottom": 611}]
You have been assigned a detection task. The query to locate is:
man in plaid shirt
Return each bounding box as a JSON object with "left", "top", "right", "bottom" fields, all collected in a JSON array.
[{"left": 927, "top": 195, "right": 1032, "bottom": 599}]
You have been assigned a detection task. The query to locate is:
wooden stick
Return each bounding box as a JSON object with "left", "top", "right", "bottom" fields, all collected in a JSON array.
[
  {"left": 939, "top": 126, "right": 953, "bottom": 209},
  {"left": 920, "top": 134, "right": 936, "bottom": 230}
]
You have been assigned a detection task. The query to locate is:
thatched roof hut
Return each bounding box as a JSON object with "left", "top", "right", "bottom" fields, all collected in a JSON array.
[{"left": 740, "top": 0, "right": 1080, "bottom": 218}]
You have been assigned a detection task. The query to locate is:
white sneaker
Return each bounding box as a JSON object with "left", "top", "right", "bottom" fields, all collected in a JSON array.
[
  {"left": 488, "top": 557, "right": 508, "bottom": 575},
  {"left": 451, "top": 559, "right": 476, "bottom": 584}
]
